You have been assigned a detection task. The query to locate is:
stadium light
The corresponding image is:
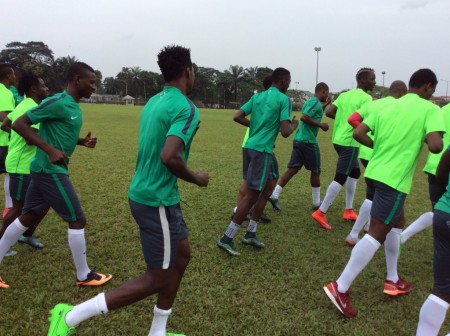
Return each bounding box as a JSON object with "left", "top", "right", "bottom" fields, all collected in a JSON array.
[
  {"left": 314, "top": 47, "right": 321, "bottom": 85},
  {"left": 382, "top": 71, "right": 386, "bottom": 97}
]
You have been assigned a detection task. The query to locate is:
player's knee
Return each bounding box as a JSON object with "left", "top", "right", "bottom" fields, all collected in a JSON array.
[
  {"left": 69, "top": 217, "right": 86, "bottom": 229},
  {"left": 349, "top": 168, "right": 361, "bottom": 179},
  {"left": 333, "top": 173, "right": 347, "bottom": 186}
]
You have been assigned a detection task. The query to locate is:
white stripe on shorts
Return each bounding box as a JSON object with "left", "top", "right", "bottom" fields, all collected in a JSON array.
[{"left": 159, "top": 205, "right": 171, "bottom": 269}]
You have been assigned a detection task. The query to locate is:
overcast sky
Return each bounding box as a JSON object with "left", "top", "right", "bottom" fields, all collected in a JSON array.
[{"left": 3, "top": 0, "right": 450, "bottom": 95}]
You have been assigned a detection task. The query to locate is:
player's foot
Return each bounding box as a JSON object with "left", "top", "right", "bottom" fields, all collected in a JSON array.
[
  {"left": 0, "top": 276, "right": 10, "bottom": 289},
  {"left": 2, "top": 207, "right": 11, "bottom": 219},
  {"left": 217, "top": 238, "right": 240, "bottom": 256},
  {"left": 312, "top": 209, "right": 331, "bottom": 230},
  {"left": 47, "top": 303, "right": 75, "bottom": 335},
  {"left": 18, "top": 234, "right": 44, "bottom": 249},
  {"left": 342, "top": 209, "right": 358, "bottom": 221},
  {"left": 268, "top": 196, "right": 281, "bottom": 211},
  {"left": 312, "top": 200, "right": 322, "bottom": 211},
  {"left": 323, "top": 281, "right": 357, "bottom": 318},
  {"left": 241, "top": 233, "right": 265, "bottom": 248},
  {"left": 383, "top": 278, "right": 412, "bottom": 296},
  {"left": 345, "top": 235, "right": 360, "bottom": 247},
  {"left": 5, "top": 249, "right": 17, "bottom": 257},
  {"left": 259, "top": 212, "right": 271, "bottom": 223},
  {"left": 76, "top": 271, "right": 112, "bottom": 286}
]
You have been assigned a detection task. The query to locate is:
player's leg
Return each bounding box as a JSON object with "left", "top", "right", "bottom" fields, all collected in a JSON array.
[
  {"left": 304, "top": 143, "right": 322, "bottom": 210},
  {"left": 0, "top": 146, "right": 12, "bottom": 217}
]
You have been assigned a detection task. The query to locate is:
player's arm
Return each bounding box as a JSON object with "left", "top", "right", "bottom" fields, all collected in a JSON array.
[
  {"left": 324, "top": 104, "right": 337, "bottom": 119},
  {"left": 348, "top": 112, "right": 363, "bottom": 129},
  {"left": 301, "top": 114, "right": 328, "bottom": 131},
  {"left": 0, "top": 111, "right": 9, "bottom": 123},
  {"left": 0, "top": 116, "right": 11, "bottom": 133},
  {"left": 280, "top": 116, "right": 299, "bottom": 138},
  {"left": 436, "top": 147, "right": 450, "bottom": 185},
  {"left": 233, "top": 109, "right": 250, "bottom": 127},
  {"left": 160, "top": 135, "right": 209, "bottom": 187},
  {"left": 353, "top": 122, "right": 373, "bottom": 148},
  {"left": 425, "top": 132, "right": 443, "bottom": 154}
]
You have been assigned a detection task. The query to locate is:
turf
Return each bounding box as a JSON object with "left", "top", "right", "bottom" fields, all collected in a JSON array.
[{"left": 0, "top": 105, "right": 448, "bottom": 335}]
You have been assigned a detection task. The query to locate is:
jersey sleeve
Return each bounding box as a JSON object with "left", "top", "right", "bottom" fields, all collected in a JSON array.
[
  {"left": 26, "top": 97, "right": 66, "bottom": 124},
  {"left": 166, "top": 102, "right": 200, "bottom": 147},
  {"left": 241, "top": 96, "right": 254, "bottom": 116},
  {"left": 302, "top": 99, "right": 320, "bottom": 118},
  {"left": 356, "top": 103, "right": 369, "bottom": 119},
  {"left": 363, "top": 110, "right": 376, "bottom": 131},
  {"left": 279, "top": 95, "right": 292, "bottom": 122},
  {"left": 425, "top": 105, "right": 446, "bottom": 135}
]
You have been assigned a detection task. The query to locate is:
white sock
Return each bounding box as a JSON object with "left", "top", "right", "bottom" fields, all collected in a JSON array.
[
  {"left": 225, "top": 221, "right": 240, "bottom": 239},
  {"left": 336, "top": 234, "right": 381, "bottom": 293},
  {"left": 349, "top": 199, "right": 372, "bottom": 239},
  {"left": 364, "top": 219, "right": 371, "bottom": 232},
  {"left": 345, "top": 177, "right": 358, "bottom": 209},
  {"left": 233, "top": 207, "right": 237, "bottom": 214},
  {"left": 417, "top": 294, "right": 449, "bottom": 336},
  {"left": 402, "top": 212, "right": 433, "bottom": 243},
  {"left": 385, "top": 228, "right": 402, "bottom": 282},
  {"left": 312, "top": 187, "right": 321, "bottom": 206},
  {"left": 65, "top": 293, "right": 109, "bottom": 327},
  {"left": 0, "top": 218, "right": 27, "bottom": 263},
  {"left": 148, "top": 305, "right": 172, "bottom": 336},
  {"left": 319, "top": 181, "right": 342, "bottom": 213},
  {"left": 4, "top": 173, "right": 12, "bottom": 208},
  {"left": 271, "top": 185, "right": 283, "bottom": 199},
  {"left": 68, "top": 228, "right": 91, "bottom": 280},
  {"left": 247, "top": 219, "right": 258, "bottom": 233}
]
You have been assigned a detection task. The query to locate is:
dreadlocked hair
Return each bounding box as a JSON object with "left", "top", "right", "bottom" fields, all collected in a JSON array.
[{"left": 356, "top": 67, "right": 375, "bottom": 82}]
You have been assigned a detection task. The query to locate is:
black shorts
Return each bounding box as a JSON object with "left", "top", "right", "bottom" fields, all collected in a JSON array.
[
  {"left": 9, "top": 173, "right": 31, "bottom": 202},
  {"left": 428, "top": 173, "right": 446, "bottom": 205},
  {"left": 0, "top": 146, "right": 7, "bottom": 174},
  {"left": 432, "top": 209, "right": 450, "bottom": 295},
  {"left": 129, "top": 199, "right": 188, "bottom": 270},
  {"left": 242, "top": 148, "right": 273, "bottom": 191},
  {"left": 369, "top": 179, "right": 406, "bottom": 226},
  {"left": 334, "top": 144, "right": 359, "bottom": 175},
  {"left": 287, "top": 141, "right": 321, "bottom": 174},
  {"left": 271, "top": 153, "right": 279, "bottom": 179},
  {"left": 22, "top": 172, "right": 84, "bottom": 222}
]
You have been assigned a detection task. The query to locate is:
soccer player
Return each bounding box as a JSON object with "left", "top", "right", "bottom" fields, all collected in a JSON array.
[
  {"left": 345, "top": 80, "right": 408, "bottom": 246},
  {"left": 312, "top": 68, "right": 375, "bottom": 229},
  {"left": 0, "top": 71, "right": 50, "bottom": 250},
  {"left": 416, "top": 146, "right": 450, "bottom": 335},
  {"left": 323, "top": 69, "right": 444, "bottom": 318},
  {"left": 269, "top": 82, "right": 330, "bottom": 210},
  {"left": 217, "top": 67, "right": 298, "bottom": 256},
  {"left": 0, "top": 62, "right": 112, "bottom": 289},
  {"left": 47, "top": 45, "right": 208, "bottom": 336}
]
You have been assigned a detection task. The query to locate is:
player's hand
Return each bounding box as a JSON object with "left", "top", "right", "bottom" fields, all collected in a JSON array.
[
  {"left": 48, "top": 148, "right": 69, "bottom": 166},
  {"left": 195, "top": 171, "right": 209, "bottom": 187},
  {"left": 291, "top": 116, "right": 299, "bottom": 131},
  {"left": 320, "top": 123, "right": 329, "bottom": 131},
  {"left": 81, "top": 132, "right": 97, "bottom": 148},
  {"left": 322, "top": 96, "right": 332, "bottom": 107}
]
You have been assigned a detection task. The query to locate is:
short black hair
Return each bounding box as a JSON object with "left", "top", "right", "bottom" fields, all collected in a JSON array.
[
  {"left": 262, "top": 75, "right": 272, "bottom": 90},
  {"left": 356, "top": 67, "right": 375, "bottom": 82},
  {"left": 0, "top": 63, "right": 13, "bottom": 80},
  {"left": 17, "top": 71, "right": 41, "bottom": 96},
  {"left": 157, "top": 45, "right": 192, "bottom": 82},
  {"left": 409, "top": 69, "right": 438, "bottom": 88},
  {"left": 271, "top": 68, "right": 290, "bottom": 83},
  {"left": 315, "top": 82, "right": 329, "bottom": 93},
  {"left": 67, "top": 62, "right": 95, "bottom": 82}
]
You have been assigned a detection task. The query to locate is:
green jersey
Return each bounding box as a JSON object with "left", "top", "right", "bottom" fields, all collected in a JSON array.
[
  {"left": 0, "top": 83, "right": 15, "bottom": 146},
  {"left": 434, "top": 145, "right": 450, "bottom": 213},
  {"left": 242, "top": 86, "right": 292, "bottom": 154},
  {"left": 294, "top": 96, "right": 323, "bottom": 143},
  {"left": 128, "top": 86, "right": 200, "bottom": 207},
  {"left": 332, "top": 88, "right": 372, "bottom": 147},
  {"left": 423, "top": 103, "right": 450, "bottom": 175},
  {"left": 26, "top": 91, "right": 83, "bottom": 174},
  {"left": 6, "top": 98, "right": 39, "bottom": 174},
  {"left": 10, "top": 85, "right": 24, "bottom": 106},
  {"left": 364, "top": 93, "right": 445, "bottom": 194},
  {"left": 356, "top": 96, "right": 396, "bottom": 161}
]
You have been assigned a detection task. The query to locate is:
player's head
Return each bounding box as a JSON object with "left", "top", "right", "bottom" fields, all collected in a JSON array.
[
  {"left": 315, "top": 82, "right": 329, "bottom": 102},
  {"left": 262, "top": 75, "right": 272, "bottom": 90},
  {"left": 0, "top": 63, "right": 16, "bottom": 87},
  {"left": 271, "top": 68, "right": 291, "bottom": 93},
  {"left": 388, "top": 80, "right": 407, "bottom": 99},
  {"left": 157, "top": 45, "right": 194, "bottom": 94},
  {"left": 67, "top": 62, "right": 96, "bottom": 98},
  {"left": 408, "top": 69, "right": 438, "bottom": 100},
  {"left": 12, "top": 67, "right": 24, "bottom": 87},
  {"left": 356, "top": 67, "right": 376, "bottom": 92},
  {"left": 18, "top": 71, "right": 49, "bottom": 102}
]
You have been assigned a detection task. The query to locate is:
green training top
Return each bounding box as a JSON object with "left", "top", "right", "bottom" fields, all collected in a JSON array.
[
  {"left": 242, "top": 86, "right": 291, "bottom": 154},
  {"left": 6, "top": 98, "right": 39, "bottom": 174},
  {"left": 332, "top": 88, "right": 372, "bottom": 147},
  {"left": 26, "top": 91, "right": 83, "bottom": 174},
  {"left": 356, "top": 96, "right": 395, "bottom": 161},
  {"left": 0, "top": 83, "right": 15, "bottom": 146},
  {"left": 10, "top": 85, "right": 24, "bottom": 106},
  {"left": 423, "top": 103, "right": 450, "bottom": 175},
  {"left": 294, "top": 96, "right": 323, "bottom": 143},
  {"left": 434, "top": 145, "right": 450, "bottom": 213},
  {"left": 128, "top": 86, "right": 200, "bottom": 207},
  {"left": 364, "top": 93, "right": 445, "bottom": 194}
]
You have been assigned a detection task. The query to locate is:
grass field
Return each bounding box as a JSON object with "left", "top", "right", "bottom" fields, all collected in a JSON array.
[{"left": 0, "top": 104, "right": 447, "bottom": 335}]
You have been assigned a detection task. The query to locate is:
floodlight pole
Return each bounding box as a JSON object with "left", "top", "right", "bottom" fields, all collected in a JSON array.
[
  {"left": 382, "top": 71, "right": 386, "bottom": 97},
  {"left": 441, "top": 79, "right": 450, "bottom": 103},
  {"left": 314, "top": 47, "right": 321, "bottom": 85}
]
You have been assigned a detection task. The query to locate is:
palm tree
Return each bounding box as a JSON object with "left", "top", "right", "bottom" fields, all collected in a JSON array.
[{"left": 225, "top": 65, "right": 244, "bottom": 102}]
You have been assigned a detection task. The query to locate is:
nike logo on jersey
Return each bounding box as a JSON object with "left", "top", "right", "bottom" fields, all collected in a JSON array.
[{"left": 71, "top": 116, "right": 78, "bottom": 120}]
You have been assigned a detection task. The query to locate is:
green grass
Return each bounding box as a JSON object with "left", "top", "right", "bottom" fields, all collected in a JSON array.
[{"left": 0, "top": 105, "right": 447, "bottom": 335}]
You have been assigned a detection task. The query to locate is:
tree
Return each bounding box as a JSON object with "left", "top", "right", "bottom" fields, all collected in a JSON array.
[
  {"left": 52, "top": 55, "right": 78, "bottom": 91},
  {"left": 0, "top": 41, "right": 54, "bottom": 67},
  {"left": 103, "top": 77, "right": 122, "bottom": 95},
  {"left": 225, "top": 65, "right": 245, "bottom": 102}
]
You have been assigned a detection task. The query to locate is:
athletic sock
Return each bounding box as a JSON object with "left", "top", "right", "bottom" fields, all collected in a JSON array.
[
  {"left": 148, "top": 305, "right": 172, "bottom": 336},
  {"left": 319, "top": 181, "right": 342, "bottom": 213},
  {"left": 271, "top": 185, "right": 283, "bottom": 199},
  {"left": 417, "top": 294, "right": 449, "bottom": 336},
  {"left": 247, "top": 219, "right": 258, "bottom": 233},
  {"left": 233, "top": 207, "right": 237, "bottom": 214},
  {"left": 3, "top": 173, "right": 12, "bottom": 209},
  {"left": 224, "top": 221, "right": 240, "bottom": 239},
  {"left": 65, "top": 293, "right": 108, "bottom": 327},
  {"left": 312, "top": 187, "right": 321, "bottom": 207},
  {"left": 349, "top": 199, "right": 372, "bottom": 239},
  {"left": 385, "top": 228, "right": 402, "bottom": 282},
  {"left": 401, "top": 211, "right": 433, "bottom": 243},
  {"left": 336, "top": 234, "right": 381, "bottom": 293},
  {"left": 345, "top": 177, "right": 358, "bottom": 209},
  {"left": 0, "top": 218, "right": 27, "bottom": 263},
  {"left": 68, "top": 228, "right": 91, "bottom": 281}
]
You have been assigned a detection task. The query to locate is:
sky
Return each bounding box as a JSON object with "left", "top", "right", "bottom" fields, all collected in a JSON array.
[{"left": 3, "top": 0, "right": 450, "bottom": 95}]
